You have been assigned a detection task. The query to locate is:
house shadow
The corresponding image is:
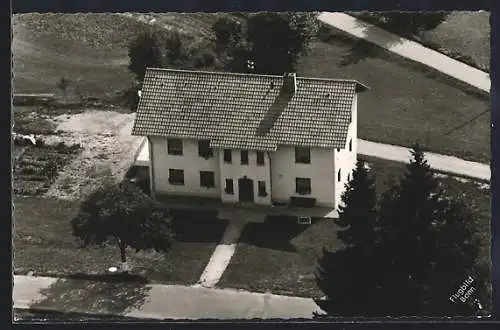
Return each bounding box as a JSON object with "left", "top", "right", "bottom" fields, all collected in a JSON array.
[
  {"left": 256, "top": 88, "right": 294, "bottom": 137},
  {"left": 238, "top": 216, "right": 321, "bottom": 252},
  {"left": 169, "top": 209, "right": 229, "bottom": 244},
  {"left": 28, "top": 276, "right": 152, "bottom": 318}
]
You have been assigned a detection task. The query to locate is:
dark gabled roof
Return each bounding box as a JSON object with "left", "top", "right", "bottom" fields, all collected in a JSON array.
[{"left": 132, "top": 68, "right": 368, "bottom": 151}]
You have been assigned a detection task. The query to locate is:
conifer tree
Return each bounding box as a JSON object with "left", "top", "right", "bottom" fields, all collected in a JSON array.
[
  {"left": 316, "top": 160, "right": 381, "bottom": 316},
  {"left": 377, "top": 144, "right": 485, "bottom": 315}
]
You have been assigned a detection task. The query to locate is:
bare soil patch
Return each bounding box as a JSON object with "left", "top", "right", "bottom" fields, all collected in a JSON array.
[{"left": 40, "top": 109, "right": 143, "bottom": 200}]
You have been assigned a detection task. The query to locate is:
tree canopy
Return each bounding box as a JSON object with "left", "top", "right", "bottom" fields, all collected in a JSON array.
[
  {"left": 71, "top": 181, "right": 172, "bottom": 267},
  {"left": 213, "top": 12, "right": 318, "bottom": 75},
  {"left": 128, "top": 29, "right": 165, "bottom": 82}
]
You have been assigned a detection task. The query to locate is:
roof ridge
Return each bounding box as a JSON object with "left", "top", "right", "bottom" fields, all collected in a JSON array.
[
  {"left": 145, "top": 67, "right": 281, "bottom": 79},
  {"left": 145, "top": 68, "right": 369, "bottom": 89}
]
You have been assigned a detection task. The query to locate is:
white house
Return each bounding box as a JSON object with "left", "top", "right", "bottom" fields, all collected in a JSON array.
[{"left": 132, "top": 68, "right": 368, "bottom": 213}]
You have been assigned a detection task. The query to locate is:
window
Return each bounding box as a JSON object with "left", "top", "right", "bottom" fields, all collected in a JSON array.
[
  {"left": 241, "top": 150, "right": 249, "bottom": 164},
  {"left": 258, "top": 181, "right": 267, "bottom": 197},
  {"left": 225, "top": 179, "right": 234, "bottom": 194},
  {"left": 295, "top": 147, "right": 311, "bottom": 164},
  {"left": 256, "top": 151, "right": 265, "bottom": 166},
  {"left": 169, "top": 169, "right": 184, "bottom": 185},
  {"left": 295, "top": 177, "right": 311, "bottom": 195},
  {"left": 167, "top": 138, "right": 183, "bottom": 155},
  {"left": 200, "top": 171, "right": 215, "bottom": 188},
  {"left": 223, "top": 149, "right": 232, "bottom": 163},
  {"left": 198, "top": 140, "right": 213, "bottom": 158},
  {"left": 349, "top": 139, "right": 352, "bottom": 152},
  {"left": 338, "top": 169, "right": 341, "bottom": 182}
]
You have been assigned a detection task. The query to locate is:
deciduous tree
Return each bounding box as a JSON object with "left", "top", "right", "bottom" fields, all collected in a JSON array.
[
  {"left": 212, "top": 15, "right": 243, "bottom": 47},
  {"left": 213, "top": 12, "right": 318, "bottom": 74},
  {"left": 71, "top": 181, "right": 172, "bottom": 271},
  {"left": 128, "top": 29, "right": 164, "bottom": 82}
]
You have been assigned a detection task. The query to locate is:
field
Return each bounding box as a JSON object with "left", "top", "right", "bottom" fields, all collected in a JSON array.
[
  {"left": 13, "top": 143, "right": 82, "bottom": 196},
  {"left": 13, "top": 197, "right": 227, "bottom": 285},
  {"left": 13, "top": 106, "right": 60, "bottom": 135},
  {"left": 218, "top": 156, "right": 491, "bottom": 300},
  {"left": 12, "top": 13, "right": 221, "bottom": 99}
]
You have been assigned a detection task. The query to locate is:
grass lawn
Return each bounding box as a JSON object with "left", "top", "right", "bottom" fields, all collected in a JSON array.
[
  {"left": 13, "top": 197, "right": 227, "bottom": 285},
  {"left": 12, "top": 13, "right": 222, "bottom": 99},
  {"left": 298, "top": 33, "right": 490, "bottom": 163},
  {"left": 12, "top": 14, "right": 145, "bottom": 97},
  {"left": 349, "top": 11, "right": 490, "bottom": 72},
  {"left": 218, "top": 156, "right": 491, "bottom": 299},
  {"left": 418, "top": 11, "right": 490, "bottom": 72},
  {"left": 218, "top": 216, "right": 343, "bottom": 298}
]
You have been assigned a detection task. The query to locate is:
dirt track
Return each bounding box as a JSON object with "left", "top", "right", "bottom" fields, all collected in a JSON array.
[{"left": 43, "top": 110, "right": 142, "bottom": 200}]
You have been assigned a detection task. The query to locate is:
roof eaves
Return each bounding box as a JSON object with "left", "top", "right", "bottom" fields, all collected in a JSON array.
[{"left": 355, "top": 81, "right": 370, "bottom": 93}]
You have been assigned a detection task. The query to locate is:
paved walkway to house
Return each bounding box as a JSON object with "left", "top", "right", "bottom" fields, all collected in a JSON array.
[
  {"left": 14, "top": 275, "right": 324, "bottom": 320},
  {"left": 358, "top": 139, "right": 490, "bottom": 182},
  {"left": 194, "top": 220, "right": 247, "bottom": 288},
  {"left": 317, "top": 12, "right": 490, "bottom": 93}
]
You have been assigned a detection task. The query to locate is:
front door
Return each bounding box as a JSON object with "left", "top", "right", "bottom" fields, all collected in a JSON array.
[{"left": 238, "top": 177, "right": 254, "bottom": 202}]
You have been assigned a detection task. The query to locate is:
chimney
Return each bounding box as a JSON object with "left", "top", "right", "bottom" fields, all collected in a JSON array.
[{"left": 282, "top": 73, "right": 297, "bottom": 94}]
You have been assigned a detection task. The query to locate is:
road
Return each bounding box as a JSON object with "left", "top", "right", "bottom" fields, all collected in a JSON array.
[
  {"left": 13, "top": 275, "right": 324, "bottom": 320},
  {"left": 358, "top": 139, "right": 490, "bottom": 182},
  {"left": 317, "top": 12, "right": 490, "bottom": 93}
]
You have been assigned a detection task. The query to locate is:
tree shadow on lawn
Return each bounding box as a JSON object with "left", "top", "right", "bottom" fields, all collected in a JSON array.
[
  {"left": 238, "top": 216, "right": 320, "bottom": 252},
  {"left": 29, "top": 275, "right": 152, "bottom": 317},
  {"left": 318, "top": 20, "right": 489, "bottom": 100},
  {"left": 169, "top": 209, "right": 229, "bottom": 244},
  {"left": 318, "top": 20, "right": 404, "bottom": 68}
]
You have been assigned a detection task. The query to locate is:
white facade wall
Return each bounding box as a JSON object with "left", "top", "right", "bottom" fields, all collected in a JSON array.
[
  {"left": 270, "top": 146, "right": 336, "bottom": 207},
  {"left": 334, "top": 95, "right": 358, "bottom": 208},
  {"left": 219, "top": 149, "right": 272, "bottom": 205},
  {"left": 150, "top": 136, "right": 220, "bottom": 197}
]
